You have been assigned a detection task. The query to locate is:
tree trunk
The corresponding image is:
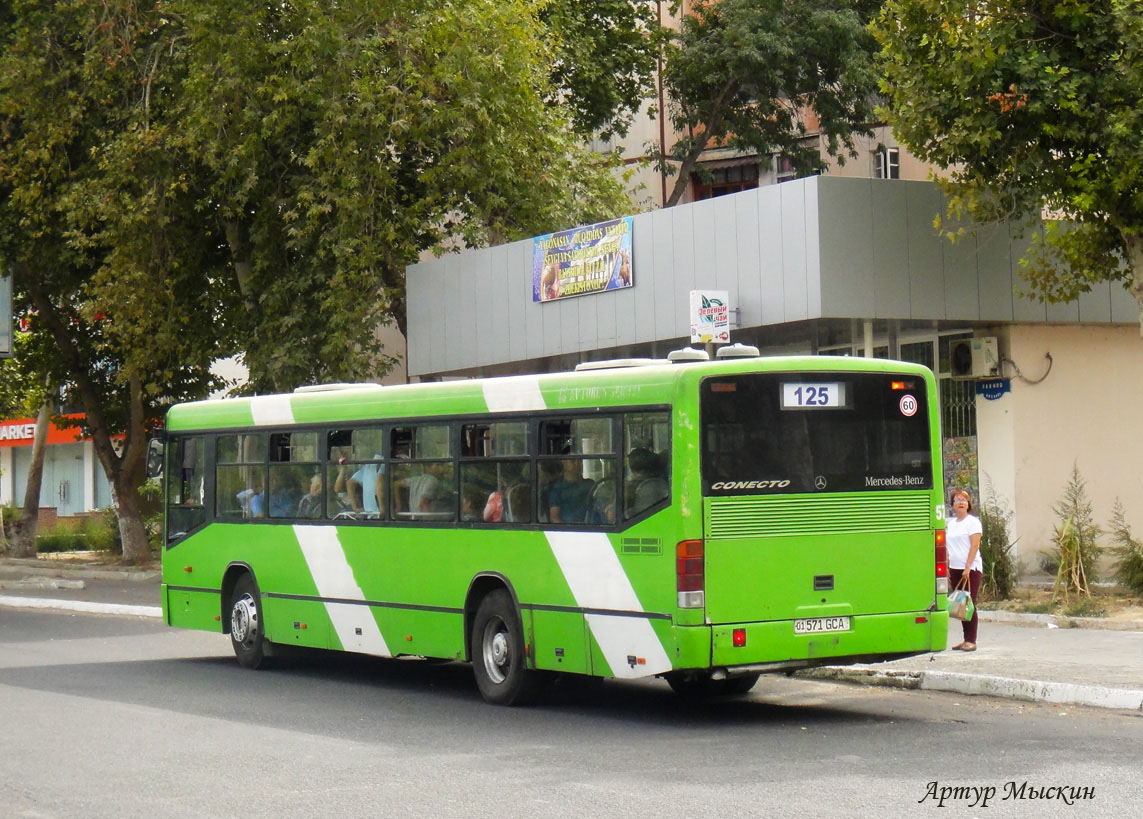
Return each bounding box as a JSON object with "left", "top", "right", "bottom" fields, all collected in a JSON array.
[
  {"left": 8, "top": 397, "right": 52, "bottom": 558},
  {"left": 96, "top": 372, "right": 152, "bottom": 564},
  {"left": 110, "top": 475, "right": 152, "bottom": 564}
]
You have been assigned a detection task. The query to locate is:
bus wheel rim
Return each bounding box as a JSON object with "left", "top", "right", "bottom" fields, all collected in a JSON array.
[
  {"left": 232, "top": 594, "right": 258, "bottom": 645},
  {"left": 482, "top": 618, "right": 510, "bottom": 684}
]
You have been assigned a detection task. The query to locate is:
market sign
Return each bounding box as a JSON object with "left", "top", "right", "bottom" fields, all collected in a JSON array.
[
  {"left": 0, "top": 415, "right": 87, "bottom": 448},
  {"left": 533, "top": 216, "right": 633, "bottom": 303},
  {"left": 689, "top": 290, "right": 730, "bottom": 343}
]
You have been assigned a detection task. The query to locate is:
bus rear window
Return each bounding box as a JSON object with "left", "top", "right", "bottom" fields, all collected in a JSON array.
[{"left": 701, "top": 373, "right": 932, "bottom": 495}]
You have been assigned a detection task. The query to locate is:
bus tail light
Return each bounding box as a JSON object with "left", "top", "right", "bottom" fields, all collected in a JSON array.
[
  {"left": 677, "top": 539, "right": 705, "bottom": 609},
  {"left": 935, "top": 530, "right": 948, "bottom": 594}
]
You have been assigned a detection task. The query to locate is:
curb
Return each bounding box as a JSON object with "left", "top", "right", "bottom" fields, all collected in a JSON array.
[
  {"left": 0, "top": 594, "right": 162, "bottom": 619},
  {"left": 0, "top": 560, "right": 160, "bottom": 583},
  {"left": 800, "top": 666, "right": 1143, "bottom": 712},
  {"left": 978, "top": 609, "right": 1143, "bottom": 632}
]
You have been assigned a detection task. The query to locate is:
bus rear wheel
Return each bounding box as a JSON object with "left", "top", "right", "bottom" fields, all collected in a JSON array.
[
  {"left": 230, "top": 574, "right": 268, "bottom": 669},
  {"left": 471, "top": 590, "right": 545, "bottom": 706}
]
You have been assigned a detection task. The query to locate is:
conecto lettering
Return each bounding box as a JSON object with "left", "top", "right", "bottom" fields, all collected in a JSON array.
[{"left": 711, "top": 480, "right": 791, "bottom": 490}]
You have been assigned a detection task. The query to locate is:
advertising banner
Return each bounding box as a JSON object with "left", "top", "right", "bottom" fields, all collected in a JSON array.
[
  {"left": 689, "top": 290, "right": 730, "bottom": 343},
  {"left": 533, "top": 217, "right": 633, "bottom": 302}
]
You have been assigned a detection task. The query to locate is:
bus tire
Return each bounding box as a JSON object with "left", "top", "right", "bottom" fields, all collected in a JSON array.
[
  {"left": 721, "top": 673, "right": 760, "bottom": 695},
  {"left": 666, "top": 670, "right": 758, "bottom": 699},
  {"left": 229, "top": 574, "right": 268, "bottom": 669},
  {"left": 471, "top": 590, "right": 544, "bottom": 706}
]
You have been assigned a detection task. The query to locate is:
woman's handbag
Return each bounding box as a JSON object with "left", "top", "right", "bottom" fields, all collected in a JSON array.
[{"left": 947, "top": 575, "right": 975, "bottom": 622}]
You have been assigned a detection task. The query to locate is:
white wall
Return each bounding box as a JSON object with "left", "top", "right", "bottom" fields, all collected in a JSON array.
[
  {"left": 0, "top": 447, "right": 12, "bottom": 505},
  {"left": 987, "top": 325, "right": 1143, "bottom": 576}
]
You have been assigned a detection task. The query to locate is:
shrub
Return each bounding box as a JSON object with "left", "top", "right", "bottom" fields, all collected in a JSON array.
[
  {"left": 83, "top": 508, "right": 121, "bottom": 553},
  {"left": 1109, "top": 499, "right": 1143, "bottom": 597},
  {"left": 1047, "top": 464, "right": 1101, "bottom": 601},
  {"left": 978, "top": 481, "right": 1017, "bottom": 601},
  {"left": 36, "top": 532, "right": 88, "bottom": 553}
]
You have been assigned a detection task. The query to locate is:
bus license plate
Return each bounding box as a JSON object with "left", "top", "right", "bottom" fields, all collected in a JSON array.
[{"left": 794, "top": 616, "right": 851, "bottom": 635}]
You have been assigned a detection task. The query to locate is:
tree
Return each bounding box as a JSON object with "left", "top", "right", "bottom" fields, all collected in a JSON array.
[
  {"left": 540, "top": 0, "right": 666, "bottom": 141},
  {"left": 875, "top": 0, "right": 1143, "bottom": 327},
  {"left": 176, "top": 0, "right": 632, "bottom": 392},
  {"left": 2, "top": 0, "right": 632, "bottom": 559},
  {"left": 658, "top": 0, "right": 882, "bottom": 206},
  {"left": 1, "top": 0, "right": 233, "bottom": 562},
  {"left": 0, "top": 332, "right": 55, "bottom": 558}
]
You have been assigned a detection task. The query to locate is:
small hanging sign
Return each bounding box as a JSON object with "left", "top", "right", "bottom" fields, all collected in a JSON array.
[{"left": 975, "top": 378, "right": 1011, "bottom": 401}]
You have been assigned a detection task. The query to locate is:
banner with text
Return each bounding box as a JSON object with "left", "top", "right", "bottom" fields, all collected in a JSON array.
[
  {"left": 689, "top": 290, "right": 730, "bottom": 343},
  {"left": 533, "top": 217, "right": 634, "bottom": 303}
]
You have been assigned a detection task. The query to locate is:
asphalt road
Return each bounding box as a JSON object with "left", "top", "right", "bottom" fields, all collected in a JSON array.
[{"left": 2, "top": 608, "right": 1141, "bottom": 819}]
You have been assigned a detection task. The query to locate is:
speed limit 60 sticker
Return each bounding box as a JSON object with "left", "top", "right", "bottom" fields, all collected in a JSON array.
[{"left": 899, "top": 394, "right": 918, "bottom": 417}]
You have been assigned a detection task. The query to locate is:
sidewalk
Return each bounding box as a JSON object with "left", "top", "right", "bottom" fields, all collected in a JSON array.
[
  {"left": 2, "top": 555, "right": 1142, "bottom": 711},
  {"left": 0, "top": 555, "right": 162, "bottom": 616}
]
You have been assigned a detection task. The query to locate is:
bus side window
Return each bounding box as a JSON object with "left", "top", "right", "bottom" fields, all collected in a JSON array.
[
  {"left": 460, "top": 422, "right": 530, "bottom": 524},
  {"left": 391, "top": 424, "right": 455, "bottom": 521},
  {"left": 216, "top": 433, "right": 266, "bottom": 519},
  {"left": 166, "top": 436, "right": 206, "bottom": 542},
  {"left": 624, "top": 412, "right": 670, "bottom": 520},
  {"left": 538, "top": 417, "right": 615, "bottom": 525}
]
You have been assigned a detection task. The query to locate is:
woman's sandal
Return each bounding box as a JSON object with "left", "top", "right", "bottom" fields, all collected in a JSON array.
[
  {"left": 950, "top": 642, "right": 966, "bottom": 650},
  {"left": 959, "top": 642, "right": 977, "bottom": 652}
]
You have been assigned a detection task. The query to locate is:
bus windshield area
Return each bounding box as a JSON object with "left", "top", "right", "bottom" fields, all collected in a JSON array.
[{"left": 700, "top": 372, "right": 932, "bottom": 495}]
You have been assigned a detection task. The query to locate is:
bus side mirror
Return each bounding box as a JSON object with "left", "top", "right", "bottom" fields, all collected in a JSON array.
[{"left": 146, "top": 438, "right": 164, "bottom": 479}]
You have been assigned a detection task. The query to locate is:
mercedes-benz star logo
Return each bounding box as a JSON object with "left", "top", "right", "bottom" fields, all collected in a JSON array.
[{"left": 814, "top": 476, "right": 828, "bottom": 490}]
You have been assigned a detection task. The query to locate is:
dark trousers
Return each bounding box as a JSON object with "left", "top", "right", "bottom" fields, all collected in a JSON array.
[{"left": 949, "top": 567, "right": 982, "bottom": 643}]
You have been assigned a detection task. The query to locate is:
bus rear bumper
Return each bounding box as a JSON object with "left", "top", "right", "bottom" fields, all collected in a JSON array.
[{"left": 690, "top": 610, "right": 948, "bottom": 674}]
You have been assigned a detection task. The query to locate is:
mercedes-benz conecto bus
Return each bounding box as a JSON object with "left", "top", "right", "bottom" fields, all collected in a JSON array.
[{"left": 161, "top": 351, "right": 949, "bottom": 705}]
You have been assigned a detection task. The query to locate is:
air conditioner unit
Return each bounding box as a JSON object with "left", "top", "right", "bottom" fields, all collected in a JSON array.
[{"left": 950, "top": 337, "right": 999, "bottom": 379}]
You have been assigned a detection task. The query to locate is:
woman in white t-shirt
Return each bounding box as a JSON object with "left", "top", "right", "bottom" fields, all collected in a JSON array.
[{"left": 946, "top": 489, "right": 983, "bottom": 651}]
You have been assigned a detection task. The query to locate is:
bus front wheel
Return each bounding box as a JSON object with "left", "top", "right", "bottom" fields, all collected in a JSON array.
[
  {"left": 471, "top": 590, "right": 545, "bottom": 706},
  {"left": 229, "top": 574, "right": 268, "bottom": 669}
]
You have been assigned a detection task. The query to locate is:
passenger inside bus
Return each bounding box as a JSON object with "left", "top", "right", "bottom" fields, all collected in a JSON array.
[
  {"left": 625, "top": 447, "right": 668, "bottom": 519},
  {"left": 548, "top": 459, "right": 594, "bottom": 524}
]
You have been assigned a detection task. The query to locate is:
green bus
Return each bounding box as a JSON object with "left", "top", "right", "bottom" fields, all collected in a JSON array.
[{"left": 161, "top": 352, "right": 949, "bottom": 705}]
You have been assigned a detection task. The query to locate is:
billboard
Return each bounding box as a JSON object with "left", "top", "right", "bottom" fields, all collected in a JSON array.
[
  {"left": 533, "top": 216, "right": 633, "bottom": 303},
  {"left": 1, "top": 274, "right": 11, "bottom": 359}
]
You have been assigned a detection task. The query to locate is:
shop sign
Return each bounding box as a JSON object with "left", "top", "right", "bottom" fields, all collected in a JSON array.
[
  {"left": 689, "top": 290, "right": 730, "bottom": 343},
  {"left": 0, "top": 415, "right": 86, "bottom": 448}
]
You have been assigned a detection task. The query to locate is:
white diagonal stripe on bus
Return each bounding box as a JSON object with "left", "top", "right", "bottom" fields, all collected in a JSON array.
[
  {"left": 293, "top": 525, "right": 390, "bottom": 657},
  {"left": 546, "top": 531, "right": 671, "bottom": 678},
  {"left": 482, "top": 376, "right": 546, "bottom": 413},
  {"left": 250, "top": 395, "right": 295, "bottom": 426}
]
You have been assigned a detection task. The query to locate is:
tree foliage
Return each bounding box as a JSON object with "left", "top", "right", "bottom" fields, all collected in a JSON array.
[
  {"left": 541, "top": 0, "right": 666, "bottom": 141},
  {"left": 1109, "top": 499, "right": 1143, "bottom": 597},
  {"left": 177, "top": 0, "right": 630, "bottom": 392},
  {"left": 1047, "top": 464, "right": 1102, "bottom": 601},
  {"left": 1, "top": 0, "right": 633, "bottom": 559},
  {"left": 875, "top": 0, "right": 1143, "bottom": 324},
  {"left": 658, "top": 0, "right": 881, "bottom": 207}
]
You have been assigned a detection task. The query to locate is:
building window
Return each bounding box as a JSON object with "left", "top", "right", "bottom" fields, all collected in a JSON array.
[
  {"left": 693, "top": 163, "right": 760, "bottom": 200},
  {"left": 876, "top": 147, "right": 900, "bottom": 179},
  {"left": 775, "top": 155, "right": 798, "bottom": 183}
]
